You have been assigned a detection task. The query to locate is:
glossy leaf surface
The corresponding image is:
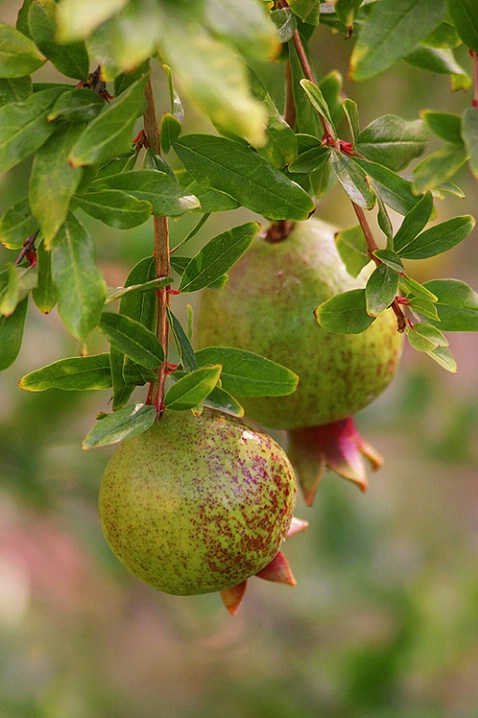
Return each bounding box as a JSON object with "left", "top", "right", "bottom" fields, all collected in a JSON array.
[{"left": 19, "top": 354, "right": 112, "bottom": 392}]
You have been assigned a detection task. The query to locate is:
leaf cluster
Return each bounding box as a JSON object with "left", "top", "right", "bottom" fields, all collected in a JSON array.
[{"left": 1, "top": 0, "right": 478, "bottom": 445}]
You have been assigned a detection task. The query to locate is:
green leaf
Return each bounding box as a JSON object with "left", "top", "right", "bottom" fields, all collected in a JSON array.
[
  {"left": 91, "top": 170, "right": 200, "bottom": 216},
  {"left": 0, "top": 197, "right": 38, "bottom": 250},
  {"left": 85, "top": 2, "right": 161, "bottom": 80},
  {"left": 195, "top": 346, "right": 299, "bottom": 398},
  {"left": 270, "top": 7, "right": 297, "bottom": 43},
  {"left": 166, "top": 307, "right": 198, "bottom": 373},
  {"left": 407, "top": 296, "right": 440, "bottom": 322},
  {"left": 247, "top": 67, "right": 298, "bottom": 169},
  {"left": 19, "top": 354, "right": 112, "bottom": 392},
  {"left": 400, "top": 275, "right": 438, "bottom": 304},
  {"left": 163, "top": 64, "right": 184, "bottom": 122},
  {"left": 69, "top": 73, "right": 149, "bottom": 167},
  {"left": 0, "top": 76, "right": 32, "bottom": 104},
  {"left": 119, "top": 256, "right": 156, "bottom": 327},
  {"left": 32, "top": 239, "right": 57, "bottom": 314},
  {"left": 122, "top": 360, "right": 156, "bottom": 385},
  {"left": 350, "top": 0, "right": 447, "bottom": 81},
  {"left": 204, "top": 0, "right": 279, "bottom": 62},
  {"left": 51, "top": 213, "right": 107, "bottom": 344},
  {"left": 0, "top": 87, "right": 64, "bottom": 173},
  {"left": 330, "top": 151, "right": 375, "bottom": 209},
  {"left": 157, "top": 5, "right": 268, "bottom": 146},
  {"left": 27, "top": 0, "right": 89, "bottom": 80},
  {"left": 409, "top": 323, "right": 449, "bottom": 350},
  {"left": 109, "top": 348, "right": 135, "bottom": 410},
  {"left": 412, "top": 144, "right": 469, "bottom": 194},
  {"left": 446, "top": 0, "right": 478, "bottom": 52},
  {"left": 426, "top": 345, "right": 457, "bottom": 373},
  {"left": 462, "top": 107, "right": 478, "bottom": 178},
  {"left": 356, "top": 157, "right": 422, "bottom": 215},
  {"left": 420, "top": 110, "right": 463, "bottom": 145},
  {"left": 393, "top": 191, "right": 434, "bottom": 254},
  {"left": 356, "top": 115, "right": 430, "bottom": 171},
  {"left": 422, "top": 278, "right": 478, "bottom": 330},
  {"left": 423, "top": 21, "right": 460, "bottom": 49},
  {"left": 176, "top": 171, "right": 239, "bottom": 213},
  {"left": 335, "top": 0, "right": 363, "bottom": 29},
  {"left": 0, "top": 21, "right": 45, "bottom": 77},
  {"left": 0, "top": 264, "right": 37, "bottom": 317},
  {"left": 160, "top": 113, "right": 182, "bottom": 154},
  {"left": 47, "top": 89, "right": 105, "bottom": 123},
  {"left": 343, "top": 98, "right": 360, "bottom": 143},
  {"left": 29, "top": 124, "right": 85, "bottom": 245},
  {"left": 106, "top": 276, "right": 171, "bottom": 304},
  {"left": 98, "top": 312, "right": 164, "bottom": 369},
  {"left": 108, "top": 256, "right": 156, "bottom": 409},
  {"left": 56, "top": 0, "right": 129, "bottom": 42},
  {"left": 288, "top": 45, "right": 323, "bottom": 139},
  {"left": 179, "top": 222, "right": 260, "bottom": 294},
  {"left": 334, "top": 224, "right": 370, "bottom": 278},
  {"left": 405, "top": 46, "right": 471, "bottom": 92},
  {"left": 319, "top": 71, "right": 344, "bottom": 131},
  {"left": 82, "top": 403, "right": 156, "bottom": 450},
  {"left": 300, "top": 79, "right": 336, "bottom": 136},
  {"left": 315, "top": 289, "right": 376, "bottom": 334},
  {"left": 366, "top": 264, "right": 399, "bottom": 317},
  {"left": 396, "top": 215, "right": 475, "bottom": 260},
  {"left": 373, "top": 249, "right": 404, "bottom": 274},
  {"left": 164, "top": 365, "right": 222, "bottom": 411},
  {"left": 203, "top": 386, "right": 244, "bottom": 418},
  {"left": 174, "top": 135, "right": 314, "bottom": 221},
  {"left": 0, "top": 296, "right": 27, "bottom": 371},
  {"left": 289, "top": 146, "right": 330, "bottom": 174},
  {"left": 288, "top": 0, "right": 320, "bottom": 23},
  {"left": 75, "top": 190, "right": 152, "bottom": 229}
]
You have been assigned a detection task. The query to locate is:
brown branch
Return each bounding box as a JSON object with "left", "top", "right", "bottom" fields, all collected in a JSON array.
[
  {"left": 143, "top": 76, "right": 170, "bottom": 417},
  {"left": 284, "top": 61, "right": 296, "bottom": 129},
  {"left": 471, "top": 50, "right": 478, "bottom": 107}
]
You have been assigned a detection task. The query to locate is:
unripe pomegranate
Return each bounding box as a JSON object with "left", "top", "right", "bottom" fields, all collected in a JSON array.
[
  {"left": 196, "top": 218, "right": 403, "bottom": 503},
  {"left": 99, "top": 408, "right": 303, "bottom": 613}
]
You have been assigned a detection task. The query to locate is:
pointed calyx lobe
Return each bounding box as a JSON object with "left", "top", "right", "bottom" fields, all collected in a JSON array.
[
  {"left": 220, "top": 516, "right": 308, "bottom": 615},
  {"left": 287, "top": 417, "right": 383, "bottom": 505}
]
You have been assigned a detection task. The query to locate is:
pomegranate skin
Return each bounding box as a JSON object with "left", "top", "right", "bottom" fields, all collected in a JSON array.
[
  {"left": 196, "top": 218, "right": 403, "bottom": 431},
  {"left": 98, "top": 408, "right": 296, "bottom": 595}
]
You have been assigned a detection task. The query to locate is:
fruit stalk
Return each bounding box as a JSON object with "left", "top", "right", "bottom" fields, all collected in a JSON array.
[{"left": 143, "top": 76, "right": 171, "bottom": 416}]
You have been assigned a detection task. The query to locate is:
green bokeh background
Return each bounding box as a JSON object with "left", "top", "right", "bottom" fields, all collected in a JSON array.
[{"left": 1, "top": 3, "right": 478, "bottom": 716}]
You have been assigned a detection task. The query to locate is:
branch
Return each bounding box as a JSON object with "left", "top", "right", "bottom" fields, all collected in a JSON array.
[{"left": 143, "top": 76, "right": 171, "bottom": 417}]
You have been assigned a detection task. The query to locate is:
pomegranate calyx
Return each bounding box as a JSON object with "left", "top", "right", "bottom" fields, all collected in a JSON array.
[
  {"left": 287, "top": 417, "right": 384, "bottom": 505},
  {"left": 220, "top": 581, "right": 248, "bottom": 616}
]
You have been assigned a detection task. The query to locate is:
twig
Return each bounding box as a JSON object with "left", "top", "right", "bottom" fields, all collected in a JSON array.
[
  {"left": 14, "top": 232, "right": 38, "bottom": 266},
  {"left": 143, "top": 76, "right": 171, "bottom": 417},
  {"left": 471, "top": 50, "right": 478, "bottom": 107}
]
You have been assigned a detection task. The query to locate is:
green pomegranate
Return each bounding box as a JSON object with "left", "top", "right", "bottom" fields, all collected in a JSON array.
[
  {"left": 98, "top": 408, "right": 297, "bottom": 600},
  {"left": 196, "top": 217, "right": 402, "bottom": 430},
  {"left": 196, "top": 218, "right": 404, "bottom": 501}
]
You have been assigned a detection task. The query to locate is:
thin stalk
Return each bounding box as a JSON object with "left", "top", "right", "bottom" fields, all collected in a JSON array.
[
  {"left": 143, "top": 76, "right": 171, "bottom": 416},
  {"left": 472, "top": 50, "right": 478, "bottom": 107}
]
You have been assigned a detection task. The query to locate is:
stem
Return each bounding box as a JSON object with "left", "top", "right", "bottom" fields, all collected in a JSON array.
[
  {"left": 352, "top": 204, "right": 379, "bottom": 258},
  {"left": 471, "top": 50, "right": 478, "bottom": 107},
  {"left": 143, "top": 76, "right": 170, "bottom": 417},
  {"left": 279, "top": 2, "right": 406, "bottom": 333},
  {"left": 284, "top": 61, "right": 296, "bottom": 129},
  {"left": 14, "top": 231, "right": 38, "bottom": 266}
]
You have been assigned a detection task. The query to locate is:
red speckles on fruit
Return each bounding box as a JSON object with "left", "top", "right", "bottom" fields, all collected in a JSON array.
[{"left": 98, "top": 408, "right": 301, "bottom": 604}]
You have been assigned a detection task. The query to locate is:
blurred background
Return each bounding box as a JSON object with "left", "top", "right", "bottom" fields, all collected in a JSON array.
[{"left": 1, "top": 2, "right": 478, "bottom": 716}]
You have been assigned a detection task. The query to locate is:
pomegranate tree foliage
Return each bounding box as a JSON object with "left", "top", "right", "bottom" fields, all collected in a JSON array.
[{"left": 0, "top": 0, "right": 478, "bottom": 448}]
